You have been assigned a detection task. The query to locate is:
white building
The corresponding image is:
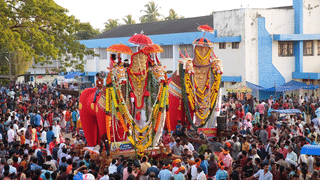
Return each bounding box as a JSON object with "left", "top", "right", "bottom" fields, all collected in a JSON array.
[{"left": 80, "top": 0, "right": 320, "bottom": 98}]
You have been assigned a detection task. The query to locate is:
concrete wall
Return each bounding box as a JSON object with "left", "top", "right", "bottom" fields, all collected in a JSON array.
[
  {"left": 302, "top": 0, "right": 320, "bottom": 72},
  {"left": 214, "top": 9, "right": 246, "bottom": 83},
  {"left": 303, "top": 0, "right": 320, "bottom": 34},
  {"left": 244, "top": 9, "right": 259, "bottom": 85},
  {"left": 256, "top": 8, "right": 295, "bottom": 83}
]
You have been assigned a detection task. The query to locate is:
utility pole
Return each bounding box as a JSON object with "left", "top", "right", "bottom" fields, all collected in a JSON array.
[{"left": 4, "top": 57, "right": 11, "bottom": 81}]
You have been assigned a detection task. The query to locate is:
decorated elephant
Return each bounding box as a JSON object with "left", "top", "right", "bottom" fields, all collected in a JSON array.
[
  {"left": 80, "top": 49, "right": 169, "bottom": 152},
  {"left": 168, "top": 41, "right": 223, "bottom": 130},
  {"left": 79, "top": 65, "right": 128, "bottom": 147}
]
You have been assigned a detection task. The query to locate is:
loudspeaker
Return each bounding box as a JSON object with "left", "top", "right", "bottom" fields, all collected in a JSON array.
[{"left": 217, "top": 116, "right": 226, "bottom": 131}]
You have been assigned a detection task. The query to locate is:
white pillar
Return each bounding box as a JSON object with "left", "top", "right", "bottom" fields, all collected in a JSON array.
[{"left": 172, "top": 45, "right": 180, "bottom": 72}]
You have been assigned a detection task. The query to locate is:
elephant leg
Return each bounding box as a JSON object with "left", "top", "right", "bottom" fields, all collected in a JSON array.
[
  {"left": 80, "top": 111, "right": 98, "bottom": 147},
  {"left": 96, "top": 108, "right": 107, "bottom": 143}
]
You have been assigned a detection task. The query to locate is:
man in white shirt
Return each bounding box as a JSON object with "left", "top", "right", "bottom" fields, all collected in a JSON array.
[
  {"left": 2, "top": 159, "right": 17, "bottom": 174},
  {"left": 100, "top": 168, "right": 109, "bottom": 180},
  {"left": 108, "top": 159, "right": 117, "bottom": 174},
  {"left": 52, "top": 121, "right": 61, "bottom": 143},
  {"left": 7, "top": 125, "right": 15, "bottom": 146},
  {"left": 41, "top": 128, "right": 47, "bottom": 144},
  {"left": 197, "top": 167, "right": 206, "bottom": 180},
  {"left": 286, "top": 147, "right": 298, "bottom": 162},
  {"left": 191, "top": 159, "right": 200, "bottom": 180},
  {"left": 247, "top": 163, "right": 272, "bottom": 180}
]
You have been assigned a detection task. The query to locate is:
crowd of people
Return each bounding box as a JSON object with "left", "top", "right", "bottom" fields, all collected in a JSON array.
[{"left": 1, "top": 81, "right": 320, "bottom": 180}]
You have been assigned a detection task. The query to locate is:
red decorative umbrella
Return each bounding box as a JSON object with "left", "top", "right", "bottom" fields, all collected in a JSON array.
[
  {"left": 107, "top": 44, "right": 132, "bottom": 55},
  {"left": 142, "top": 44, "right": 163, "bottom": 54},
  {"left": 128, "top": 34, "right": 153, "bottom": 46},
  {"left": 197, "top": 25, "right": 214, "bottom": 33}
]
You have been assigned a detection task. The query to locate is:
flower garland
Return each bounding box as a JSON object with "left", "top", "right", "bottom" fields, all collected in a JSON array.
[
  {"left": 106, "top": 69, "right": 167, "bottom": 155},
  {"left": 195, "top": 49, "right": 212, "bottom": 65},
  {"left": 180, "top": 63, "right": 222, "bottom": 129}
]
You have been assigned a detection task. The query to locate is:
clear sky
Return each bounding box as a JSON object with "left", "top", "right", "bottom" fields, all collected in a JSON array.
[{"left": 54, "top": 0, "right": 293, "bottom": 30}]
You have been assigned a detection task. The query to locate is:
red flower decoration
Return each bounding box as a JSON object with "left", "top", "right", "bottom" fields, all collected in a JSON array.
[
  {"left": 136, "top": 112, "right": 141, "bottom": 120},
  {"left": 144, "top": 90, "right": 150, "bottom": 97}
]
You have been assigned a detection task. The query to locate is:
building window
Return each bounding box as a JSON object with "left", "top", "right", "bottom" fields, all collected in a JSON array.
[
  {"left": 220, "top": 82, "right": 224, "bottom": 88},
  {"left": 219, "top": 43, "right": 226, "bottom": 49},
  {"left": 179, "top": 44, "right": 194, "bottom": 58},
  {"left": 303, "top": 40, "right": 313, "bottom": 56},
  {"left": 86, "top": 48, "right": 94, "bottom": 59},
  {"left": 232, "top": 42, "right": 239, "bottom": 49},
  {"left": 130, "top": 47, "right": 137, "bottom": 54},
  {"left": 278, "top": 41, "right": 293, "bottom": 56},
  {"left": 317, "top": 40, "right": 320, "bottom": 56},
  {"left": 98, "top": 48, "right": 108, "bottom": 59},
  {"left": 160, "top": 45, "right": 173, "bottom": 58}
]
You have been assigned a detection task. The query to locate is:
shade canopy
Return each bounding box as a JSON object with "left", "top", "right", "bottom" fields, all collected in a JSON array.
[
  {"left": 270, "top": 109, "right": 301, "bottom": 114},
  {"left": 301, "top": 145, "right": 320, "bottom": 155},
  {"left": 64, "top": 72, "right": 83, "bottom": 79},
  {"left": 226, "top": 83, "right": 252, "bottom": 93},
  {"left": 263, "top": 80, "right": 319, "bottom": 92}
]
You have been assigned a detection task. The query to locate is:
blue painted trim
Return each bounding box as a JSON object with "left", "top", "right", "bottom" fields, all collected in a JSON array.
[
  {"left": 293, "top": 0, "right": 303, "bottom": 34},
  {"left": 83, "top": 71, "right": 99, "bottom": 76},
  {"left": 221, "top": 76, "right": 242, "bottom": 82},
  {"left": 294, "top": 41, "right": 303, "bottom": 72},
  {"left": 273, "top": 34, "right": 320, "bottom": 41},
  {"left": 211, "top": 36, "right": 241, "bottom": 43},
  {"left": 258, "top": 17, "right": 285, "bottom": 88},
  {"left": 292, "top": 72, "right": 320, "bottom": 80},
  {"left": 79, "top": 32, "right": 241, "bottom": 48}
]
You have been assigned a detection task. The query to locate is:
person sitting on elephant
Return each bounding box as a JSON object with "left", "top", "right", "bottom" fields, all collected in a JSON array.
[{"left": 93, "top": 73, "right": 103, "bottom": 103}]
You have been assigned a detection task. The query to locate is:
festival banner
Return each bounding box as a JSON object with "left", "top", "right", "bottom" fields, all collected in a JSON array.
[{"left": 197, "top": 128, "right": 217, "bottom": 137}]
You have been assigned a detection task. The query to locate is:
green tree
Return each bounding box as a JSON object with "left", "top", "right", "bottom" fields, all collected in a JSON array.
[
  {"left": 104, "top": 19, "right": 119, "bottom": 31},
  {"left": 0, "top": 0, "right": 96, "bottom": 73},
  {"left": 73, "top": 22, "right": 101, "bottom": 40},
  {"left": 165, "top": 9, "right": 184, "bottom": 20},
  {"left": 123, "top": 14, "right": 136, "bottom": 25},
  {"left": 140, "top": 1, "right": 162, "bottom": 23}
]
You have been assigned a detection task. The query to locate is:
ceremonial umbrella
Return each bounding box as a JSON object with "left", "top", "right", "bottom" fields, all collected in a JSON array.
[
  {"left": 197, "top": 25, "right": 214, "bottom": 33},
  {"left": 106, "top": 44, "right": 133, "bottom": 55},
  {"left": 142, "top": 44, "right": 163, "bottom": 65},
  {"left": 128, "top": 34, "right": 153, "bottom": 46},
  {"left": 192, "top": 37, "right": 213, "bottom": 47},
  {"left": 142, "top": 44, "right": 163, "bottom": 54}
]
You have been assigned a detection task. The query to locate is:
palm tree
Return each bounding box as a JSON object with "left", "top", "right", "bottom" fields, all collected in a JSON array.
[
  {"left": 140, "top": 1, "right": 162, "bottom": 23},
  {"left": 165, "top": 9, "right": 184, "bottom": 20},
  {"left": 123, "top": 14, "right": 136, "bottom": 25},
  {"left": 104, "top": 19, "right": 119, "bottom": 31}
]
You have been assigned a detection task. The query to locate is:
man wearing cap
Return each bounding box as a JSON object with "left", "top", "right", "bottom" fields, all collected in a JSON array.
[
  {"left": 218, "top": 147, "right": 233, "bottom": 174},
  {"left": 173, "top": 165, "right": 186, "bottom": 180},
  {"left": 93, "top": 73, "right": 104, "bottom": 103},
  {"left": 215, "top": 161, "right": 228, "bottom": 180},
  {"left": 158, "top": 163, "right": 172, "bottom": 180}
]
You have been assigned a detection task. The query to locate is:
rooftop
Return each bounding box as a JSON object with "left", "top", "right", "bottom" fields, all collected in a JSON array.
[{"left": 92, "top": 15, "right": 213, "bottom": 39}]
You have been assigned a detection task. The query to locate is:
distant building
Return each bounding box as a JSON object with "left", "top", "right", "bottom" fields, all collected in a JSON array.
[{"left": 79, "top": 0, "right": 320, "bottom": 96}]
